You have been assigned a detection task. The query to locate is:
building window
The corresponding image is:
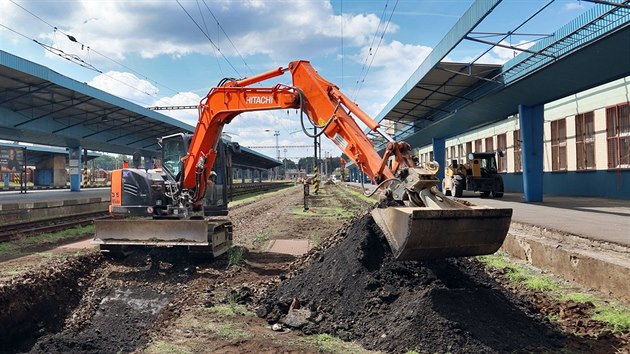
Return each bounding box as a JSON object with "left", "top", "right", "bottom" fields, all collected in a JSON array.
[
  {"left": 466, "top": 141, "right": 472, "bottom": 157},
  {"left": 450, "top": 146, "right": 455, "bottom": 163},
  {"left": 429, "top": 151, "right": 433, "bottom": 162},
  {"left": 576, "top": 112, "right": 595, "bottom": 170},
  {"left": 485, "top": 137, "right": 494, "bottom": 152},
  {"left": 497, "top": 133, "right": 507, "bottom": 172},
  {"left": 513, "top": 130, "right": 522, "bottom": 172},
  {"left": 457, "top": 144, "right": 464, "bottom": 163},
  {"left": 606, "top": 103, "right": 630, "bottom": 169},
  {"left": 475, "top": 139, "right": 482, "bottom": 153},
  {"left": 551, "top": 118, "right": 567, "bottom": 171}
]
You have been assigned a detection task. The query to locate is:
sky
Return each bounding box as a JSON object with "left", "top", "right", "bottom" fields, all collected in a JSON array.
[{"left": 0, "top": 0, "right": 597, "bottom": 162}]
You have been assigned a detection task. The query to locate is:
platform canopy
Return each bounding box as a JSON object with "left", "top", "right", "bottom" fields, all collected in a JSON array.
[
  {"left": 0, "top": 50, "right": 279, "bottom": 169},
  {"left": 372, "top": 0, "right": 630, "bottom": 150},
  {"left": 0, "top": 50, "right": 191, "bottom": 156}
]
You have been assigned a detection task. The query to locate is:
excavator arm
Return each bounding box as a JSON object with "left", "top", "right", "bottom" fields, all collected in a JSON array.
[
  {"left": 175, "top": 60, "right": 512, "bottom": 260},
  {"left": 182, "top": 61, "right": 415, "bottom": 202}
]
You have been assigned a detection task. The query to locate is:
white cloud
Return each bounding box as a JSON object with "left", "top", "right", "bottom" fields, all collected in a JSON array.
[
  {"left": 152, "top": 92, "right": 203, "bottom": 126},
  {"left": 564, "top": 2, "right": 586, "bottom": 11},
  {"left": 350, "top": 40, "right": 433, "bottom": 116},
  {"left": 2, "top": 0, "right": 391, "bottom": 65},
  {"left": 88, "top": 71, "right": 158, "bottom": 105}
]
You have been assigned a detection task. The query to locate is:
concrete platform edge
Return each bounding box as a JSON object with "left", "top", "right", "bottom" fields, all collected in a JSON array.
[{"left": 501, "top": 222, "right": 630, "bottom": 303}]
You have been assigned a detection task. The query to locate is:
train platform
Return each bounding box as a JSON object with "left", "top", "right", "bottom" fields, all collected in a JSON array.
[
  {"left": 0, "top": 188, "right": 109, "bottom": 205},
  {"left": 346, "top": 182, "right": 630, "bottom": 301},
  {"left": 347, "top": 182, "right": 629, "bottom": 247},
  {"left": 0, "top": 188, "right": 110, "bottom": 225}
]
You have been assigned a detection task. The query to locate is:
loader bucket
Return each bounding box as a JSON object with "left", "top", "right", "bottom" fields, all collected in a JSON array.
[
  {"left": 371, "top": 206, "right": 512, "bottom": 260},
  {"left": 93, "top": 219, "right": 232, "bottom": 257}
]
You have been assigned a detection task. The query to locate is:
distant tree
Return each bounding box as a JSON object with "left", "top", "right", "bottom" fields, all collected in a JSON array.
[
  {"left": 284, "top": 159, "right": 297, "bottom": 169},
  {"left": 93, "top": 154, "right": 129, "bottom": 170}
]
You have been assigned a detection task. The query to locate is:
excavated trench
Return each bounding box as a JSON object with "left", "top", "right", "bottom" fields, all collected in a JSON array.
[
  {"left": 0, "top": 251, "right": 201, "bottom": 354},
  {"left": 0, "top": 254, "right": 102, "bottom": 352},
  {"left": 0, "top": 186, "right": 625, "bottom": 353}
]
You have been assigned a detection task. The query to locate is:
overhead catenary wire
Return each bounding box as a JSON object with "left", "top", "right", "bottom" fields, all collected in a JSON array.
[
  {"left": 200, "top": 0, "right": 255, "bottom": 78},
  {"left": 195, "top": 0, "right": 224, "bottom": 77},
  {"left": 354, "top": 0, "right": 399, "bottom": 101},
  {"left": 0, "top": 23, "right": 158, "bottom": 103},
  {"left": 351, "top": 0, "right": 390, "bottom": 100},
  {"left": 176, "top": 0, "right": 243, "bottom": 78},
  {"left": 8, "top": 0, "right": 181, "bottom": 96}
]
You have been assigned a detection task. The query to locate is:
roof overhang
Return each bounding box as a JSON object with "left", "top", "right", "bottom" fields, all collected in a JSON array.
[{"left": 0, "top": 50, "right": 192, "bottom": 156}]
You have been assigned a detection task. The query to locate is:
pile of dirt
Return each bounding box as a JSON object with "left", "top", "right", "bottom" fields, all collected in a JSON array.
[
  {"left": 0, "top": 253, "right": 103, "bottom": 352},
  {"left": 257, "top": 213, "right": 565, "bottom": 353}
]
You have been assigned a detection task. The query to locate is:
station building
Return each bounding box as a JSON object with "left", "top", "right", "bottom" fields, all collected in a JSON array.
[{"left": 415, "top": 76, "right": 629, "bottom": 199}]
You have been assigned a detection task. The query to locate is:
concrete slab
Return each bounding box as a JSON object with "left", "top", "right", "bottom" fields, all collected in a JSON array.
[
  {"left": 503, "top": 223, "right": 630, "bottom": 303},
  {"left": 268, "top": 239, "right": 310, "bottom": 256},
  {"left": 459, "top": 193, "right": 630, "bottom": 247}
]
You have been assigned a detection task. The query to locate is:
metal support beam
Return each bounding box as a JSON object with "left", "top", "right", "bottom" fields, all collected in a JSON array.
[
  {"left": 68, "top": 146, "right": 82, "bottom": 192},
  {"left": 518, "top": 104, "right": 544, "bottom": 202},
  {"left": 376, "top": 0, "right": 502, "bottom": 122},
  {"left": 432, "top": 137, "right": 445, "bottom": 191}
]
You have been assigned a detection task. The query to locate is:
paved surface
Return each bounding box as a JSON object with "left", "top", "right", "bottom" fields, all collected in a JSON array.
[
  {"left": 459, "top": 192, "right": 630, "bottom": 247},
  {"left": 347, "top": 183, "right": 630, "bottom": 248},
  {"left": 268, "top": 239, "right": 310, "bottom": 256},
  {"left": 0, "top": 188, "right": 109, "bottom": 204}
]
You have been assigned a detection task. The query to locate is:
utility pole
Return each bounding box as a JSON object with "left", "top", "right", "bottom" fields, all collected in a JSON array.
[
  {"left": 266, "top": 129, "right": 281, "bottom": 180},
  {"left": 274, "top": 130, "right": 280, "bottom": 180},
  {"left": 284, "top": 148, "right": 287, "bottom": 180}
]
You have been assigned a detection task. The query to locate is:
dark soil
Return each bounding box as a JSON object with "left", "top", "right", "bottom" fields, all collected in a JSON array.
[
  {"left": 257, "top": 213, "right": 623, "bottom": 353},
  {"left": 25, "top": 251, "right": 203, "bottom": 354},
  {"left": 0, "top": 253, "right": 103, "bottom": 353}
]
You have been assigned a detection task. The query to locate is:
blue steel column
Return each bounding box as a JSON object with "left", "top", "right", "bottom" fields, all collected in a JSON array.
[
  {"left": 519, "top": 104, "right": 544, "bottom": 202},
  {"left": 143, "top": 155, "right": 153, "bottom": 170},
  {"left": 69, "top": 147, "right": 82, "bottom": 191},
  {"left": 432, "top": 137, "right": 445, "bottom": 191}
]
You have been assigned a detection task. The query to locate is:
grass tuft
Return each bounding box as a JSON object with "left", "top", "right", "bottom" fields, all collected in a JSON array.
[
  {"left": 593, "top": 307, "right": 630, "bottom": 333},
  {"left": 524, "top": 276, "right": 558, "bottom": 292},
  {"left": 309, "top": 234, "right": 321, "bottom": 247},
  {"left": 145, "top": 341, "right": 191, "bottom": 354},
  {"left": 208, "top": 297, "right": 253, "bottom": 317},
  {"left": 559, "top": 292, "right": 597, "bottom": 304},
  {"left": 216, "top": 322, "right": 252, "bottom": 341},
  {"left": 227, "top": 246, "right": 245, "bottom": 268},
  {"left": 253, "top": 230, "right": 270, "bottom": 243},
  {"left": 479, "top": 254, "right": 558, "bottom": 292}
]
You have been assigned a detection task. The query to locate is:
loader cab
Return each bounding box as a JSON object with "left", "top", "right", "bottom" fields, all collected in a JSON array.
[{"left": 467, "top": 152, "right": 498, "bottom": 177}]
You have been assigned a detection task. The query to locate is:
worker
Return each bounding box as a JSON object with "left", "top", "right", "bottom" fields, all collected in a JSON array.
[{"left": 205, "top": 171, "right": 218, "bottom": 205}]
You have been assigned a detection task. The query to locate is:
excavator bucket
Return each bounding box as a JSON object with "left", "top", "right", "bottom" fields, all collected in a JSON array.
[
  {"left": 93, "top": 219, "right": 232, "bottom": 257},
  {"left": 371, "top": 205, "right": 512, "bottom": 260}
]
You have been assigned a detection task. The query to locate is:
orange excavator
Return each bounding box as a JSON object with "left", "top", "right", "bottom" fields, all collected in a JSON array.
[{"left": 94, "top": 61, "right": 512, "bottom": 260}]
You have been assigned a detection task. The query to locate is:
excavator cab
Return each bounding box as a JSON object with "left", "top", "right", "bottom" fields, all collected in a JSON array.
[{"left": 94, "top": 133, "right": 233, "bottom": 257}]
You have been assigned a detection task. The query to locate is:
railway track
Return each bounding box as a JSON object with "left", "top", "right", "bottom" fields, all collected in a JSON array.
[
  {"left": 0, "top": 182, "right": 295, "bottom": 243},
  {"left": 230, "top": 182, "right": 293, "bottom": 197},
  {"left": 0, "top": 212, "right": 110, "bottom": 243}
]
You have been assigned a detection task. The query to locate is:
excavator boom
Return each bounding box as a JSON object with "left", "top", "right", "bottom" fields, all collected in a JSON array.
[{"left": 98, "top": 60, "right": 512, "bottom": 260}]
